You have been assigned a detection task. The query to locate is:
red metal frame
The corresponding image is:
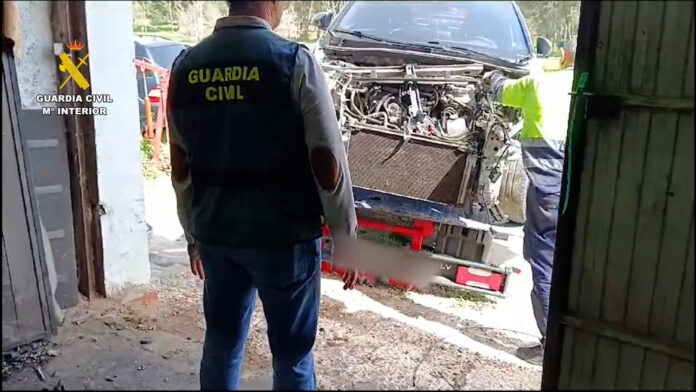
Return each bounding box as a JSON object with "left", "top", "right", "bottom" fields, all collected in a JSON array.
[
  {"left": 321, "top": 216, "right": 515, "bottom": 295},
  {"left": 134, "top": 59, "right": 170, "bottom": 162},
  {"left": 357, "top": 217, "right": 434, "bottom": 251},
  {"left": 321, "top": 218, "right": 434, "bottom": 291}
]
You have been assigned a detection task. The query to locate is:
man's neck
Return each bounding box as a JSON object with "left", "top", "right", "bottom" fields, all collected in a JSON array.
[{"left": 229, "top": 12, "right": 271, "bottom": 25}]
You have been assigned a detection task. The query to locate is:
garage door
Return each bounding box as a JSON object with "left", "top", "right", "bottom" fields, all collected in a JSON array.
[
  {"left": 20, "top": 110, "right": 79, "bottom": 308},
  {"left": 2, "top": 42, "right": 56, "bottom": 350},
  {"left": 544, "top": 1, "right": 693, "bottom": 389}
]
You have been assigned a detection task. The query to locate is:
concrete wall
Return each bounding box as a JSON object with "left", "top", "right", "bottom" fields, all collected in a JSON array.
[
  {"left": 85, "top": 1, "right": 150, "bottom": 294},
  {"left": 14, "top": 1, "right": 56, "bottom": 109}
]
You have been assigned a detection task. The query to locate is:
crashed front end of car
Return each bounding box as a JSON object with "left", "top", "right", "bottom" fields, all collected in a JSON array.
[{"left": 321, "top": 59, "right": 527, "bottom": 224}]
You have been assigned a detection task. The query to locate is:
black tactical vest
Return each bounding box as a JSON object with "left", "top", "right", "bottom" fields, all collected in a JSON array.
[{"left": 169, "top": 25, "right": 323, "bottom": 247}]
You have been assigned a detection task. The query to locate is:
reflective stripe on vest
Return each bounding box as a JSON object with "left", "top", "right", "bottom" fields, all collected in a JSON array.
[{"left": 520, "top": 138, "right": 565, "bottom": 172}]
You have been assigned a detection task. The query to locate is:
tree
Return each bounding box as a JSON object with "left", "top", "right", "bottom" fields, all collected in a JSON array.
[
  {"left": 285, "top": 1, "right": 348, "bottom": 41},
  {"left": 133, "top": 1, "right": 174, "bottom": 27},
  {"left": 175, "top": 1, "right": 228, "bottom": 42},
  {"left": 276, "top": 8, "right": 302, "bottom": 40},
  {"left": 517, "top": 1, "right": 580, "bottom": 46},
  {"left": 318, "top": 1, "right": 348, "bottom": 14},
  {"left": 132, "top": 1, "right": 581, "bottom": 51}
]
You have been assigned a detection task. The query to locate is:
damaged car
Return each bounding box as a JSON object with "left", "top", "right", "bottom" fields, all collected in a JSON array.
[
  {"left": 312, "top": 1, "right": 553, "bottom": 226},
  {"left": 312, "top": 1, "right": 557, "bottom": 294}
]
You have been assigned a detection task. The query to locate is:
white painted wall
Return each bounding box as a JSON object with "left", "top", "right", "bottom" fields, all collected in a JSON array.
[
  {"left": 14, "top": 1, "right": 57, "bottom": 109},
  {"left": 85, "top": 1, "right": 150, "bottom": 294}
]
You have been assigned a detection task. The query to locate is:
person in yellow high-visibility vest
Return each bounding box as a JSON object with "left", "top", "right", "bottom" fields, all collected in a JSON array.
[{"left": 483, "top": 69, "right": 571, "bottom": 365}]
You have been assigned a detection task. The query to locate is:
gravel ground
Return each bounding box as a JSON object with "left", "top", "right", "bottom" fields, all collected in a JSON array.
[
  {"left": 2, "top": 176, "right": 543, "bottom": 390},
  {"left": 144, "top": 174, "right": 544, "bottom": 390},
  {"left": 1, "top": 274, "right": 541, "bottom": 390}
]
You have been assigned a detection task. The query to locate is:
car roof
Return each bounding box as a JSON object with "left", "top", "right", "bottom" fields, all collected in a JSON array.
[{"left": 145, "top": 40, "right": 186, "bottom": 48}]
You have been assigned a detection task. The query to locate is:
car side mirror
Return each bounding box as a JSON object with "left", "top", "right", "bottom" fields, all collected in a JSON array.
[
  {"left": 536, "top": 37, "right": 553, "bottom": 57},
  {"left": 311, "top": 11, "right": 334, "bottom": 31}
]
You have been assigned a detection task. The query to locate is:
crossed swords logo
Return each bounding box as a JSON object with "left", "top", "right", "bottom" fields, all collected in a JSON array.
[{"left": 58, "top": 46, "right": 90, "bottom": 90}]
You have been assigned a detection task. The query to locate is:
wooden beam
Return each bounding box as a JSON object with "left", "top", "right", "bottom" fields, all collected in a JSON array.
[
  {"left": 560, "top": 315, "right": 694, "bottom": 362},
  {"left": 49, "top": 1, "right": 105, "bottom": 298},
  {"left": 583, "top": 92, "right": 694, "bottom": 110}
]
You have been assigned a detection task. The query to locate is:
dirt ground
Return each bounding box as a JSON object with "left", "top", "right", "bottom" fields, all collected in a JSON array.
[{"left": 2, "top": 177, "right": 543, "bottom": 391}]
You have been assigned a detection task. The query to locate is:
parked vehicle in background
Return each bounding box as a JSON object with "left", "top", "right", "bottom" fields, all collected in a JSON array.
[
  {"left": 134, "top": 38, "right": 188, "bottom": 136},
  {"left": 559, "top": 36, "right": 577, "bottom": 69},
  {"left": 143, "top": 40, "right": 190, "bottom": 69}
]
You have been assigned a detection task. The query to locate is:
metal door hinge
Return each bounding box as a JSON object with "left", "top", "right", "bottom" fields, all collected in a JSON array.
[{"left": 581, "top": 92, "right": 693, "bottom": 119}]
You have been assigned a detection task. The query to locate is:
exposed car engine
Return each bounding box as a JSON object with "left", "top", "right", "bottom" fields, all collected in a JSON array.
[
  {"left": 339, "top": 80, "right": 481, "bottom": 147},
  {"left": 323, "top": 61, "right": 525, "bottom": 224},
  {"left": 325, "top": 61, "right": 520, "bottom": 145}
]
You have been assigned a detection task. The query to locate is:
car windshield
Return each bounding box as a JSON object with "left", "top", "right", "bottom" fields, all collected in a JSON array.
[
  {"left": 147, "top": 44, "right": 186, "bottom": 69},
  {"left": 334, "top": 1, "right": 532, "bottom": 63}
]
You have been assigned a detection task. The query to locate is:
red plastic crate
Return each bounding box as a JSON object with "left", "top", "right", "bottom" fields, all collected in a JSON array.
[{"left": 455, "top": 265, "right": 504, "bottom": 292}]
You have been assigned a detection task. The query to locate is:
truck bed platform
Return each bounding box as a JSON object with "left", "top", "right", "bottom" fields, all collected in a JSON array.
[{"left": 352, "top": 186, "right": 523, "bottom": 238}]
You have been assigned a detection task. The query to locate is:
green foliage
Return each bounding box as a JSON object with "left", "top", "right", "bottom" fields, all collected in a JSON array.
[
  {"left": 357, "top": 228, "right": 411, "bottom": 247},
  {"left": 140, "top": 136, "right": 154, "bottom": 161},
  {"left": 132, "top": 1, "right": 347, "bottom": 45},
  {"left": 140, "top": 137, "right": 171, "bottom": 179},
  {"left": 140, "top": 136, "right": 157, "bottom": 179},
  {"left": 517, "top": 1, "right": 581, "bottom": 46},
  {"left": 428, "top": 284, "right": 495, "bottom": 305},
  {"left": 131, "top": 1, "right": 578, "bottom": 59},
  {"left": 132, "top": 1, "right": 175, "bottom": 27},
  {"left": 132, "top": 1, "right": 578, "bottom": 49},
  {"left": 133, "top": 1, "right": 228, "bottom": 44}
]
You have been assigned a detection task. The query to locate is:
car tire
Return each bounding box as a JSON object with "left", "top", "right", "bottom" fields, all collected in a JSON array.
[{"left": 498, "top": 156, "right": 528, "bottom": 224}]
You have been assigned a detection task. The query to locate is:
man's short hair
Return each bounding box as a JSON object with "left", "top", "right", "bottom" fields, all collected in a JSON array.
[{"left": 227, "top": 1, "right": 256, "bottom": 13}]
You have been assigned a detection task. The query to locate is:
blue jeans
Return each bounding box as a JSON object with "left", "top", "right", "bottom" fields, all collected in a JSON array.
[
  {"left": 198, "top": 238, "right": 322, "bottom": 390},
  {"left": 521, "top": 143, "right": 564, "bottom": 338}
]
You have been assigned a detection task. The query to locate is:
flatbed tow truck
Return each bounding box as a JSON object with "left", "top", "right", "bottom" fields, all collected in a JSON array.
[
  {"left": 135, "top": 57, "right": 523, "bottom": 298},
  {"left": 320, "top": 186, "right": 523, "bottom": 297}
]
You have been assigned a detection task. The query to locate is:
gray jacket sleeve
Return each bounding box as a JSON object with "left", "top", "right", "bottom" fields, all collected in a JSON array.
[
  {"left": 169, "top": 122, "right": 195, "bottom": 245},
  {"left": 291, "top": 46, "right": 358, "bottom": 243},
  {"left": 168, "top": 52, "right": 195, "bottom": 245}
]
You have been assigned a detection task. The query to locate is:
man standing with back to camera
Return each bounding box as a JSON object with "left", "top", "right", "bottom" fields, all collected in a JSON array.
[{"left": 166, "top": 1, "right": 359, "bottom": 389}]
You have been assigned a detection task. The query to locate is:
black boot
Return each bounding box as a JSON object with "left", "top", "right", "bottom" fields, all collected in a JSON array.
[{"left": 516, "top": 337, "right": 544, "bottom": 366}]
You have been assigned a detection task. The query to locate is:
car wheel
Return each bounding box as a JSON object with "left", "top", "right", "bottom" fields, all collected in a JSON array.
[{"left": 498, "top": 156, "right": 528, "bottom": 224}]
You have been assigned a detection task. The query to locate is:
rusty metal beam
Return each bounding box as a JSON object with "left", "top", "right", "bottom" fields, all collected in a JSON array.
[{"left": 50, "top": 1, "right": 105, "bottom": 299}]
